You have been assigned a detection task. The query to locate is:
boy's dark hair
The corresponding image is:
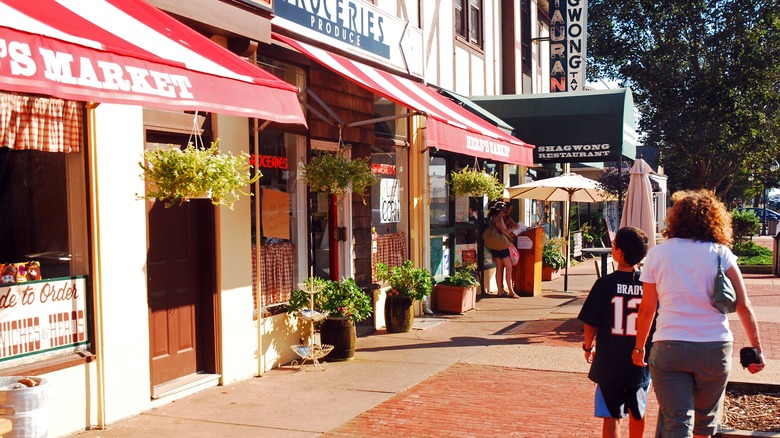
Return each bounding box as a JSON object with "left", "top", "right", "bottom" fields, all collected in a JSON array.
[{"left": 614, "top": 226, "right": 649, "bottom": 266}]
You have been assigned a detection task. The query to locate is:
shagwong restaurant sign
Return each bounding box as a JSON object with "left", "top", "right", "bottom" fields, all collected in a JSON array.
[{"left": 0, "top": 277, "right": 88, "bottom": 362}]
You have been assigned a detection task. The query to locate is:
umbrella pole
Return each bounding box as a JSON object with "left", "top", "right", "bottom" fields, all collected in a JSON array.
[{"left": 564, "top": 192, "right": 571, "bottom": 292}]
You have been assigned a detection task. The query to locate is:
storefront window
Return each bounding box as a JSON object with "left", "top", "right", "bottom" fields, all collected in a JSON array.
[
  {"left": 371, "top": 100, "right": 409, "bottom": 280},
  {"left": 430, "top": 157, "right": 449, "bottom": 228},
  {"left": 251, "top": 126, "right": 305, "bottom": 316},
  {"left": 251, "top": 58, "right": 306, "bottom": 316},
  {"left": 0, "top": 93, "right": 90, "bottom": 366}
]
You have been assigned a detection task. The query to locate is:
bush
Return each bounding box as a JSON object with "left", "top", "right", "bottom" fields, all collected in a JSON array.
[
  {"left": 437, "top": 264, "right": 479, "bottom": 287},
  {"left": 542, "top": 238, "right": 566, "bottom": 269},
  {"left": 732, "top": 209, "right": 760, "bottom": 244},
  {"left": 733, "top": 240, "right": 772, "bottom": 265}
]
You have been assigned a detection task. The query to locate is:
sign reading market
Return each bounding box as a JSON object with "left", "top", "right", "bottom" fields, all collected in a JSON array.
[{"left": 0, "top": 277, "right": 88, "bottom": 362}]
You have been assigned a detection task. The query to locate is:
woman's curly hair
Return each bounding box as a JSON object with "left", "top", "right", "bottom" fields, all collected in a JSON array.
[{"left": 662, "top": 189, "right": 733, "bottom": 246}]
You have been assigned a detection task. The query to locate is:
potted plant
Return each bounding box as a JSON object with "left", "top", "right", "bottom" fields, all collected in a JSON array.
[
  {"left": 300, "top": 150, "right": 379, "bottom": 199},
  {"left": 375, "top": 260, "right": 432, "bottom": 333},
  {"left": 542, "top": 237, "right": 566, "bottom": 281},
  {"left": 432, "top": 264, "right": 479, "bottom": 314},
  {"left": 448, "top": 166, "right": 504, "bottom": 201},
  {"left": 139, "top": 139, "right": 260, "bottom": 209},
  {"left": 288, "top": 277, "right": 372, "bottom": 361}
]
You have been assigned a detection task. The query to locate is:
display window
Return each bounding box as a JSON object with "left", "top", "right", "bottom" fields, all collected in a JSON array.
[
  {"left": 251, "top": 58, "right": 307, "bottom": 317},
  {"left": 370, "top": 100, "right": 409, "bottom": 281},
  {"left": 251, "top": 126, "right": 306, "bottom": 316},
  {"left": 0, "top": 92, "right": 91, "bottom": 367},
  {"left": 429, "top": 153, "right": 502, "bottom": 281}
]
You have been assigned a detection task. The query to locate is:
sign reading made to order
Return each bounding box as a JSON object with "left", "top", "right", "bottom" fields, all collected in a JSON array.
[
  {"left": 0, "top": 277, "right": 88, "bottom": 363},
  {"left": 273, "top": 0, "right": 424, "bottom": 77}
]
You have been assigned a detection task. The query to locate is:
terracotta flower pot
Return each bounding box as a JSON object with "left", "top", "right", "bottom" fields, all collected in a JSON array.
[
  {"left": 433, "top": 285, "right": 476, "bottom": 314},
  {"left": 384, "top": 295, "right": 414, "bottom": 333},
  {"left": 542, "top": 265, "right": 561, "bottom": 281}
]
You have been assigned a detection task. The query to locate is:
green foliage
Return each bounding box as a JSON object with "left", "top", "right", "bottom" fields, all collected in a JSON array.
[
  {"left": 733, "top": 240, "right": 772, "bottom": 257},
  {"left": 287, "top": 277, "right": 373, "bottom": 322},
  {"left": 542, "top": 238, "right": 566, "bottom": 270},
  {"left": 287, "top": 277, "right": 330, "bottom": 315},
  {"left": 320, "top": 278, "right": 373, "bottom": 322},
  {"left": 587, "top": 1, "right": 780, "bottom": 195},
  {"left": 139, "top": 140, "right": 260, "bottom": 209},
  {"left": 448, "top": 166, "right": 505, "bottom": 201},
  {"left": 731, "top": 209, "right": 761, "bottom": 244},
  {"left": 437, "top": 264, "right": 479, "bottom": 287},
  {"left": 734, "top": 239, "right": 773, "bottom": 266},
  {"left": 300, "top": 151, "right": 379, "bottom": 198},
  {"left": 376, "top": 260, "right": 432, "bottom": 301},
  {"left": 597, "top": 164, "right": 631, "bottom": 200}
]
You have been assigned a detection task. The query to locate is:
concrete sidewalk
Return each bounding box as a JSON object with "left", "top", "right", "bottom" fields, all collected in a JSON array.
[{"left": 67, "top": 256, "right": 780, "bottom": 437}]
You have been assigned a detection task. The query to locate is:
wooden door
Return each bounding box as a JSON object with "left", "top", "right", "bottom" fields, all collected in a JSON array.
[{"left": 147, "top": 199, "right": 212, "bottom": 387}]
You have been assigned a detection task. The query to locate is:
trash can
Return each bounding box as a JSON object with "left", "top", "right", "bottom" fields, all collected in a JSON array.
[
  {"left": 769, "top": 219, "right": 778, "bottom": 236},
  {"left": 0, "top": 376, "right": 50, "bottom": 438},
  {"left": 774, "top": 232, "right": 780, "bottom": 277}
]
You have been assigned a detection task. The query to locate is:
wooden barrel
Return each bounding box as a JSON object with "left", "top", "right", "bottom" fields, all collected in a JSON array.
[
  {"left": 384, "top": 295, "right": 414, "bottom": 333},
  {"left": 320, "top": 317, "right": 356, "bottom": 361}
]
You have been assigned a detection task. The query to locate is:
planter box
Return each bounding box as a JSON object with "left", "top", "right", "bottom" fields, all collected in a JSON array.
[
  {"left": 542, "top": 265, "right": 561, "bottom": 281},
  {"left": 433, "top": 285, "right": 476, "bottom": 314}
]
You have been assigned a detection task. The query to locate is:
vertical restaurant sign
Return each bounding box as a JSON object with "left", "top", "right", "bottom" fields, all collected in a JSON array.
[
  {"left": 273, "top": 0, "right": 424, "bottom": 78},
  {"left": 549, "top": 0, "right": 587, "bottom": 92},
  {"left": 0, "top": 277, "right": 88, "bottom": 362}
]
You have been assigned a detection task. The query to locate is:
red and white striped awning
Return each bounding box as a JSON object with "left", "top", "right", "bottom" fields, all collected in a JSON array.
[
  {"left": 273, "top": 33, "right": 533, "bottom": 166},
  {"left": 0, "top": 0, "right": 306, "bottom": 125}
]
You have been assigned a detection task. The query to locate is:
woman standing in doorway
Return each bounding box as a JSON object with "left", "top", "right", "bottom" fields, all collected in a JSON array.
[{"left": 486, "top": 201, "right": 520, "bottom": 298}]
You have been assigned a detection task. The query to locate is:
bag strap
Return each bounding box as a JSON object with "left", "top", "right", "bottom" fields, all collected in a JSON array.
[{"left": 716, "top": 244, "right": 722, "bottom": 270}]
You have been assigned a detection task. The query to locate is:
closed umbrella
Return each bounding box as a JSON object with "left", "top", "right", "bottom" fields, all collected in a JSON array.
[
  {"left": 507, "top": 173, "right": 609, "bottom": 292},
  {"left": 620, "top": 158, "right": 656, "bottom": 249}
]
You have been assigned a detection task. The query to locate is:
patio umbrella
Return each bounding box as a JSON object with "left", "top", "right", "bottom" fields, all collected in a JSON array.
[
  {"left": 620, "top": 158, "right": 657, "bottom": 249},
  {"left": 507, "top": 173, "right": 609, "bottom": 292}
]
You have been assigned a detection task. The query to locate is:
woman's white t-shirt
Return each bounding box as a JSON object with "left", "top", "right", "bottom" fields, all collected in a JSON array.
[{"left": 639, "top": 238, "right": 737, "bottom": 343}]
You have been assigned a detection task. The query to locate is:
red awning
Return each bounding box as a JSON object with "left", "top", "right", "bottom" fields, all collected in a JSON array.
[
  {"left": 273, "top": 33, "right": 533, "bottom": 166},
  {"left": 0, "top": 0, "right": 306, "bottom": 125}
]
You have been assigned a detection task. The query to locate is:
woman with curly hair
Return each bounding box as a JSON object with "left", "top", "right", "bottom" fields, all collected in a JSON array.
[{"left": 632, "top": 190, "right": 765, "bottom": 437}]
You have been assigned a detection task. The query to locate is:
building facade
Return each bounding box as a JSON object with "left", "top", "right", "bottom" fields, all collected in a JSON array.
[{"left": 0, "top": 1, "right": 550, "bottom": 436}]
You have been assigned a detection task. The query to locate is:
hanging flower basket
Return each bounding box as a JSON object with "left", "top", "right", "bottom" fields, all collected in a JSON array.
[
  {"left": 138, "top": 139, "right": 260, "bottom": 209},
  {"left": 299, "top": 150, "right": 379, "bottom": 199},
  {"left": 449, "top": 166, "right": 504, "bottom": 201}
]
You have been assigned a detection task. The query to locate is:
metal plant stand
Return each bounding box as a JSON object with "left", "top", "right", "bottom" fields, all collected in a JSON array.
[{"left": 290, "top": 279, "right": 333, "bottom": 370}]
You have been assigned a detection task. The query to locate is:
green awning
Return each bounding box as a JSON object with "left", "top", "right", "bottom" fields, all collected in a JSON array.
[
  {"left": 471, "top": 88, "right": 637, "bottom": 164},
  {"left": 435, "top": 88, "right": 515, "bottom": 135}
]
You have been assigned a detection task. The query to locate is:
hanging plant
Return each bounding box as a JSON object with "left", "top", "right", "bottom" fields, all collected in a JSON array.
[
  {"left": 300, "top": 150, "right": 379, "bottom": 198},
  {"left": 449, "top": 166, "right": 504, "bottom": 201},
  {"left": 138, "top": 139, "right": 260, "bottom": 209}
]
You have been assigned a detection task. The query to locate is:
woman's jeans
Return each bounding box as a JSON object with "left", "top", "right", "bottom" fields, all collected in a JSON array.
[{"left": 649, "top": 340, "right": 732, "bottom": 437}]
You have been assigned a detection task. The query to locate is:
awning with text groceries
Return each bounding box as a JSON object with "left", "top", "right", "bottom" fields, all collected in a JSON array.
[
  {"left": 273, "top": 33, "right": 533, "bottom": 166},
  {"left": 0, "top": 0, "right": 306, "bottom": 125}
]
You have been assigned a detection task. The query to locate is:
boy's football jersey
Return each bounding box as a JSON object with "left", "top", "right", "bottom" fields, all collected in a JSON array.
[{"left": 578, "top": 270, "right": 652, "bottom": 387}]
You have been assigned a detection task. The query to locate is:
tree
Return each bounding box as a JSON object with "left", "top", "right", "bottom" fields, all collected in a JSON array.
[{"left": 587, "top": 0, "right": 780, "bottom": 196}]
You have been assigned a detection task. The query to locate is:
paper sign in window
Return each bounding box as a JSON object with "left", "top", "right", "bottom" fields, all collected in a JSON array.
[{"left": 262, "top": 189, "right": 290, "bottom": 240}]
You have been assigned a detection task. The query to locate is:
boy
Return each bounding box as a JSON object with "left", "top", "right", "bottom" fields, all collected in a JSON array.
[{"left": 577, "top": 226, "right": 651, "bottom": 438}]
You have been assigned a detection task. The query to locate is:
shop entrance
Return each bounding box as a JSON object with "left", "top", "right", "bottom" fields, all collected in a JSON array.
[
  {"left": 309, "top": 141, "right": 353, "bottom": 281},
  {"left": 143, "top": 123, "right": 217, "bottom": 394}
]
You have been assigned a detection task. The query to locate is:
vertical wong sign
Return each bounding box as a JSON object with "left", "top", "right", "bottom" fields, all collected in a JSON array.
[{"left": 550, "top": 0, "right": 587, "bottom": 92}]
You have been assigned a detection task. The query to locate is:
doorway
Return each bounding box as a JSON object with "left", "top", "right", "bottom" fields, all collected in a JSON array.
[{"left": 144, "top": 124, "right": 218, "bottom": 395}]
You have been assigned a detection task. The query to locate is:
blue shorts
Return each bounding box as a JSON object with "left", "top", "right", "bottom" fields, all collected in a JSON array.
[
  {"left": 594, "top": 382, "right": 650, "bottom": 420},
  {"left": 490, "top": 248, "right": 510, "bottom": 259}
]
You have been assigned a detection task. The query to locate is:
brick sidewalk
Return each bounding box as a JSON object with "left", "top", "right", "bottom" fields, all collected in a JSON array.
[
  {"left": 325, "top": 276, "right": 778, "bottom": 438},
  {"left": 324, "top": 364, "right": 659, "bottom": 438}
]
